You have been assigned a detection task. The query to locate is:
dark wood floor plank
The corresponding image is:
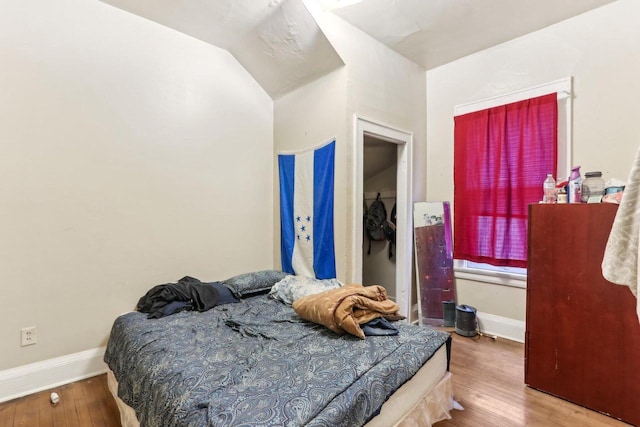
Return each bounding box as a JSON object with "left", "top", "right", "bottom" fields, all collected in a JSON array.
[
  {"left": 97, "top": 372, "right": 122, "bottom": 424},
  {"left": 38, "top": 387, "right": 55, "bottom": 427},
  {"left": 50, "top": 390, "right": 68, "bottom": 427},
  {"left": 14, "top": 393, "right": 39, "bottom": 427},
  {"left": 60, "top": 382, "right": 82, "bottom": 427},
  {"left": 71, "top": 377, "right": 100, "bottom": 427},
  {"left": 0, "top": 397, "right": 17, "bottom": 427},
  {"left": 83, "top": 377, "right": 109, "bottom": 427}
]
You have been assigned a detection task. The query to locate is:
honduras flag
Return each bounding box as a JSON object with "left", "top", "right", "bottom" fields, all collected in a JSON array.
[{"left": 279, "top": 140, "right": 336, "bottom": 279}]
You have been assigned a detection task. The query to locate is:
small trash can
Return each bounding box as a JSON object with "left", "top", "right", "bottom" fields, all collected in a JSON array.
[{"left": 455, "top": 304, "right": 477, "bottom": 337}]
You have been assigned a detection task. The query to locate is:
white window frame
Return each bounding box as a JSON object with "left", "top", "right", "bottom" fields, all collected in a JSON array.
[{"left": 452, "top": 77, "right": 573, "bottom": 288}]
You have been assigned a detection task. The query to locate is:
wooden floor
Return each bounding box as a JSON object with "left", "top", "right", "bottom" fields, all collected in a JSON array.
[
  {"left": 0, "top": 332, "right": 632, "bottom": 426},
  {"left": 435, "top": 329, "right": 632, "bottom": 427},
  {"left": 0, "top": 374, "right": 121, "bottom": 427}
]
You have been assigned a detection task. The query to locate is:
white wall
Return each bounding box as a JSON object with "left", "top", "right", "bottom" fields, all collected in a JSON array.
[
  {"left": 314, "top": 6, "right": 427, "bottom": 200},
  {"left": 0, "top": 0, "right": 273, "bottom": 370},
  {"left": 273, "top": 68, "right": 349, "bottom": 279},
  {"left": 426, "top": 0, "right": 640, "bottom": 322},
  {"left": 301, "top": 1, "right": 427, "bottom": 289}
]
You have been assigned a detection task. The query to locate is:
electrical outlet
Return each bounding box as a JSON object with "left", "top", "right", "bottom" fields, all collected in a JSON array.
[{"left": 21, "top": 326, "right": 37, "bottom": 347}]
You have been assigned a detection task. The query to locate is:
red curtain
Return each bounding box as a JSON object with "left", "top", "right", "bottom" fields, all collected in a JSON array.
[{"left": 453, "top": 93, "right": 557, "bottom": 268}]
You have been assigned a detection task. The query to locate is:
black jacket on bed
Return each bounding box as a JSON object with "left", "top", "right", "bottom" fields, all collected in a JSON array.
[{"left": 137, "top": 276, "right": 227, "bottom": 319}]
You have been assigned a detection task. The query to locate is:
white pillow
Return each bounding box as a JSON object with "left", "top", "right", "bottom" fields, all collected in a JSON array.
[{"left": 269, "top": 275, "right": 343, "bottom": 305}]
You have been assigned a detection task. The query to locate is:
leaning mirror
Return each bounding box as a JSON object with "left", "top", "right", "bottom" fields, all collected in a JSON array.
[{"left": 413, "top": 201, "right": 456, "bottom": 326}]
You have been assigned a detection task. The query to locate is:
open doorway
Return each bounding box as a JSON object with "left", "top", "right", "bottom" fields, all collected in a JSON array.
[
  {"left": 352, "top": 117, "right": 413, "bottom": 318},
  {"left": 362, "top": 136, "right": 397, "bottom": 298}
]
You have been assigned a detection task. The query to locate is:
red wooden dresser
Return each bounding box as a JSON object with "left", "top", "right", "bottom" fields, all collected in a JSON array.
[{"left": 526, "top": 203, "right": 640, "bottom": 426}]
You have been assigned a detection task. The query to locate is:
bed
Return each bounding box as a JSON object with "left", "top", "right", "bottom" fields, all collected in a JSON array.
[{"left": 104, "top": 271, "right": 455, "bottom": 427}]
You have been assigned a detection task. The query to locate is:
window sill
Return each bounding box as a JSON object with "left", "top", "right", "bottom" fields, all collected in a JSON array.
[{"left": 454, "top": 267, "right": 527, "bottom": 289}]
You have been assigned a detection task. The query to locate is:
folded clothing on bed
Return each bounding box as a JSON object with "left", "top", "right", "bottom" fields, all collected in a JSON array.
[
  {"left": 292, "top": 283, "right": 405, "bottom": 339},
  {"left": 362, "top": 317, "right": 399, "bottom": 336}
]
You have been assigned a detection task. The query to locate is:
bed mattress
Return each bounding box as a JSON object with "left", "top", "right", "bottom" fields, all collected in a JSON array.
[{"left": 104, "top": 293, "right": 451, "bottom": 426}]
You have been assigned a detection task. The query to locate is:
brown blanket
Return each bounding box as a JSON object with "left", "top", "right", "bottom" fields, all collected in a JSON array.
[{"left": 292, "top": 283, "right": 405, "bottom": 339}]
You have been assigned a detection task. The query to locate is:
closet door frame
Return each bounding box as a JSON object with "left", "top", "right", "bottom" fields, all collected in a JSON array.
[{"left": 352, "top": 116, "right": 413, "bottom": 319}]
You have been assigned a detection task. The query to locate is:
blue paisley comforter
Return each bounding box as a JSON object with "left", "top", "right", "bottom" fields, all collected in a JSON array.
[{"left": 104, "top": 294, "right": 450, "bottom": 427}]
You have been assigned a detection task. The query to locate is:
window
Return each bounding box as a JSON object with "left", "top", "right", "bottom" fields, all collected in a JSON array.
[{"left": 452, "top": 78, "right": 572, "bottom": 285}]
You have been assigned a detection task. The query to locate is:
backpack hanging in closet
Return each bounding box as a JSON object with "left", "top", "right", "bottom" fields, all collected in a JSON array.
[
  {"left": 384, "top": 201, "right": 397, "bottom": 259},
  {"left": 364, "top": 193, "right": 387, "bottom": 255}
]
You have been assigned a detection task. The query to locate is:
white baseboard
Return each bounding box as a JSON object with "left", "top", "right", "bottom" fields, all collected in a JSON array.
[
  {"left": 0, "top": 347, "right": 107, "bottom": 403},
  {"left": 476, "top": 311, "right": 525, "bottom": 343},
  {"left": 405, "top": 305, "right": 525, "bottom": 342}
]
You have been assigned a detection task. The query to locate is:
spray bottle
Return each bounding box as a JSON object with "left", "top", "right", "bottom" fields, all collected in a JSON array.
[{"left": 568, "top": 166, "right": 582, "bottom": 203}]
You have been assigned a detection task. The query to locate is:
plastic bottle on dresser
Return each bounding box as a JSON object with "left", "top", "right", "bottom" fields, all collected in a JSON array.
[
  {"left": 568, "top": 166, "right": 582, "bottom": 203},
  {"left": 543, "top": 174, "right": 556, "bottom": 203}
]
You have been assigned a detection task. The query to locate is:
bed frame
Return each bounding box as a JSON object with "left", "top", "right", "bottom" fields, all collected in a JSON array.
[{"left": 107, "top": 347, "right": 454, "bottom": 427}]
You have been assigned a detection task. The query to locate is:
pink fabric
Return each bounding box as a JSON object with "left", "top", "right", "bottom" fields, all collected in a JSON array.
[{"left": 453, "top": 93, "right": 557, "bottom": 268}]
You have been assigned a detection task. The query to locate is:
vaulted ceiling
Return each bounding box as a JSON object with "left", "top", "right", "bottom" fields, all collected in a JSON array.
[
  {"left": 328, "top": 0, "right": 616, "bottom": 70},
  {"left": 101, "top": 0, "right": 345, "bottom": 98},
  {"left": 101, "top": 0, "right": 615, "bottom": 99}
]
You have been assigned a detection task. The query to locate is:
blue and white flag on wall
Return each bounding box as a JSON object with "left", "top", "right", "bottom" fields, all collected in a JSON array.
[{"left": 279, "top": 140, "right": 336, "bottom": 279}]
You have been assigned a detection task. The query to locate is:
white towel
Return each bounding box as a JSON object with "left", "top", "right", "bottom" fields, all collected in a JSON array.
[{"left": 602, "top": 145, "right": 640, "bottom": 323}]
